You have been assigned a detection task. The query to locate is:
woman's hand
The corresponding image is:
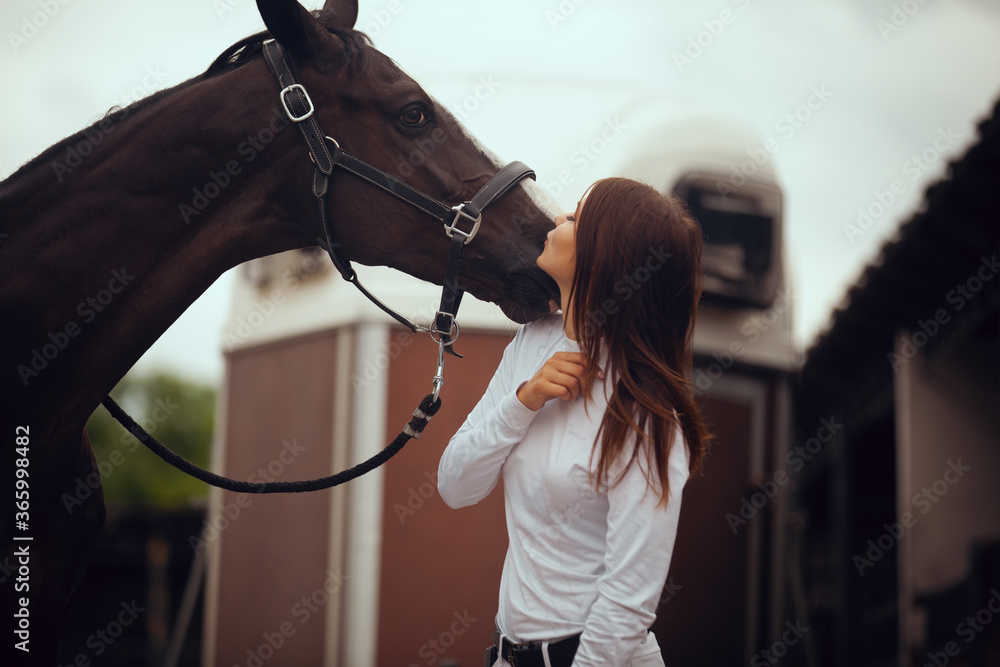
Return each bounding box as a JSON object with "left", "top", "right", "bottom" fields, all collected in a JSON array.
[{"left": 516, "top": 351, "right": 589, "bottom": 411}]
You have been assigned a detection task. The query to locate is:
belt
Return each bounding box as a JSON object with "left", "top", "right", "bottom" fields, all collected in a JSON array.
[{"left": 493, "top": 628, "right": 581, "bottom": 667}]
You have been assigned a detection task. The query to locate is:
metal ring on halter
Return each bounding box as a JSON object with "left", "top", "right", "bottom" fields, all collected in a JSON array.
[
  {"left": 324, "top": 136, "right": 341, "bottom": 149},
  {"left": 427, "top": 319, "right": 460, "bottom": 346}
]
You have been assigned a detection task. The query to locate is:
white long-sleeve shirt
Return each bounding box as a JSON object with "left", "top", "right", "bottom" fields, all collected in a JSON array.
[{"left": 437, "top": 314, "right": 689, "bottom": 666}]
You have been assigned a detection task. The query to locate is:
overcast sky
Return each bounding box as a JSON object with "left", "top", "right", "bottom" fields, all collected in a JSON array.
[{"left": 2, "top": 0, "right": 999, "bottom": 385}]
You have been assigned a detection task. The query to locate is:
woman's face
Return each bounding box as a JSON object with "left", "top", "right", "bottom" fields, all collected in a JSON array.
[{"left": 536, "top": 199, "right": 582, "bottom": 288}]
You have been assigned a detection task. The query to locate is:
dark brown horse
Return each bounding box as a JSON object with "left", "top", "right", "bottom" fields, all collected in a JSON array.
[{"left": 0, "top": 0, "right": 556, "bottom": 662}]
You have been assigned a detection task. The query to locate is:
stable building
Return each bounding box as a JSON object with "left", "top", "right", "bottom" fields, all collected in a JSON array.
[{"left": 794, "top": 96, "right": 1000, "bottom": 666}]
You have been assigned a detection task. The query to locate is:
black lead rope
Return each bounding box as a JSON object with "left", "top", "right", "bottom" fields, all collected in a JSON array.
[{"left": 102, "top": 394, "right": 441, "bottom": 493}]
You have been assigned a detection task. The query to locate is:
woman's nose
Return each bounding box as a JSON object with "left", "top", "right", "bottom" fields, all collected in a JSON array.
[{"left": 555, "top": 213, "right": 569, "bottom": 226}]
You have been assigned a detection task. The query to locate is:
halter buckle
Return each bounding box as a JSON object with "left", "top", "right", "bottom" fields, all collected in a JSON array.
[
  {"left": 445, "top": 204, "right": 482, "bottom": 245},
  {"left": 280, "top": 84, "right": 315, "bottom": 122}
]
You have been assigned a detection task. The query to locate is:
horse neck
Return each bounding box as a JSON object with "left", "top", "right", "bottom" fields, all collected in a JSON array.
[{"left": 0, "top": 64, "right": 313, "bottom": 427}]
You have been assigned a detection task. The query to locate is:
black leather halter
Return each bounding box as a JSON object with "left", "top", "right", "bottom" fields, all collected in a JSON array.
[{"left": 261, "top": 40, "right": 536, "bottom": 375}]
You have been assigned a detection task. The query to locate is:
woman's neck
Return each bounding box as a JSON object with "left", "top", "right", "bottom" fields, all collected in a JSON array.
[{"left": 558, "top": 281, "right": 577, "bottom": 341}]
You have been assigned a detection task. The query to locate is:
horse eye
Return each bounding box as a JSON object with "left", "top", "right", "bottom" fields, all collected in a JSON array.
[{"left": 399, "top": 105, "right": 428, "bottom": 127}]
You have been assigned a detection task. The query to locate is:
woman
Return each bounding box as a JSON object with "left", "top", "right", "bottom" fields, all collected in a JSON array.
[{"left": 437, "top": 177, "right": 710, "bottom": 667}]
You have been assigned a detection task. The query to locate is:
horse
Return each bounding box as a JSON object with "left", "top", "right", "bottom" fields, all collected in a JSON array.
[{"left": 0, "top": 0, "right": 557, "bottom": 662}]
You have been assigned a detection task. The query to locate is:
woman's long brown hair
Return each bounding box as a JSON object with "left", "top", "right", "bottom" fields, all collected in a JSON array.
[{"left": 569, "top": 177, "right": 711, "bottom": 505}]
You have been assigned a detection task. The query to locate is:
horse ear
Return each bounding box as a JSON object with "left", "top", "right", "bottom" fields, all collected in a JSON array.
[
  {"left": 322, "top": 0, "right": 358, "bottom": 29},
  {"left": 256, "top": 0, "right": 349, "bottom": 65}
]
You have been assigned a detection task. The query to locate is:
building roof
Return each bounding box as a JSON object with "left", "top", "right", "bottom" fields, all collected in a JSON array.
[{"left": 800, "top": 94, "right": 1000, "bottom": 418}]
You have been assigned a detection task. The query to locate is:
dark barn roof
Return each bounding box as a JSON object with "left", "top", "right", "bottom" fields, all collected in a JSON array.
[{"left": 800, "top": 94, "right": 1000, "bottom": 424}]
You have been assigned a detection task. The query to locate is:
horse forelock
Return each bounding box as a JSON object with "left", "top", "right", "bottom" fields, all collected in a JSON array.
[{"left": 204, "top": 17, "right": 374, "bottom": 80}]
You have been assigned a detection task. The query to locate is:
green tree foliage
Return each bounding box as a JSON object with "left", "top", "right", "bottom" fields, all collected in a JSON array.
[{"left": 85, "top": 372, "right": 215, "bottom": 507}]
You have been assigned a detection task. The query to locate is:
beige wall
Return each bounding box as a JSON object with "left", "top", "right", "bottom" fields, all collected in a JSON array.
[
  {"left": 377, "top": 329, "right": 511, "bottom": 667},
  {"left": 895, "top": 332, "right": 1000, "bottom": 655},
  {"left": 210, "top": 331, "right": 342, "bottom": 667}
]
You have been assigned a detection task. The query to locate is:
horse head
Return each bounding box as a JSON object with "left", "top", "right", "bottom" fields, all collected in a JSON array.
[
  {"left": 241, "top": 0, "right": 558, "bottom": 322},
  {"left": 1, "top": 0, "right": 562, "bottom": 404}
]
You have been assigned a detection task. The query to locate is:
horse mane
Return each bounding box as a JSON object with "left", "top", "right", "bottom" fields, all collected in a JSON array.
[{"left": 0, "top": 16, "right": 371, "bottom": 192}]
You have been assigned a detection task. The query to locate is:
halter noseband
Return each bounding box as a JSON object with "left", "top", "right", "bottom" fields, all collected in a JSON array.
[{"left": 261, "top": 40, "right": 536, "bottom": 398}]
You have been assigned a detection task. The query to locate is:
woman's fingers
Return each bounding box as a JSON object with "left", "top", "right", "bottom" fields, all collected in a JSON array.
[
  {"left": 516, "top": 352, "right": 592, "bottom": 410},
  {"left": 546, "top": 352, "right": 587, "bottom": 378},
  {"left": 551, "top": 351, "right": 588, "bottom": 366},
  {"left": 539, "top": 355, "right": 587, "bottom": 401},
  {"left": 540, "top": 377, "right": 576, "bottom": 401}
]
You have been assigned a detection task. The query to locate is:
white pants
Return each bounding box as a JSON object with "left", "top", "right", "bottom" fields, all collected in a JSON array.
[{"left": 491, "top": 630, "right": 665, "bottom": 667}]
